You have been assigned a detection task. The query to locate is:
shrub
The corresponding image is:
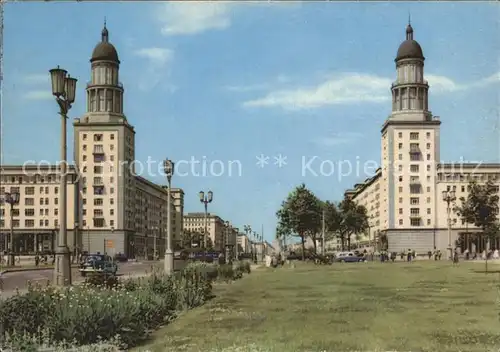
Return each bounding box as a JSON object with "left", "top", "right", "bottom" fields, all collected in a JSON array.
[
  {"left": 217, "top": 264, "right": 235, "bottom": 282},
  {"left": 84, "top": 272, "right": 119, "bottom": 288},
  {"left": 0, "top": 263, "right": 214, "bottom": 350}
]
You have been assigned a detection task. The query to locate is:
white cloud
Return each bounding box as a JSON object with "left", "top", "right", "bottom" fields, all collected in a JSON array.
[
  {"left": 225, "top": 84, "right": 269, "bottom": 93},
  {"left": 314, "top": 132, "right": 364, "bottom": 147},
  {"left": 135, "top": 47, "right": 174, "bottom": 66},
  {"left": 157, "top": 3, "right": 232, "bottom": 36},
  {"left": 134, "top": 48, "right": 175, "bottom": 92},
  {"left": 243, "top": 73, "right": 391, "bottom": 110},
  {"left": 243, "top": 71, "right": 500, "bottom": 111},
  {"left": 24, "top": 90, "right": 52, "bottom": 100},
  {"left": 23, "top": 73, "right": 50, "bottom": 85}
]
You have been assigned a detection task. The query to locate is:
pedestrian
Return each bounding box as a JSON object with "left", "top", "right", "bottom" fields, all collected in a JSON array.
[
  {"left": 35, "top": 253, "right": 40, "bottom": 267},
  {"left": 464, "top": 248, "right": 469, "bottom": 260},
  {"left": 407, "top": 249, "right": 412, "bottom": 262},
  {"left": 438, "top": 250, "right": 442, "bottom": 260},
  {"left": 453, "top": 248, "right": 459, "bottom": 265},
  {"left": 427, "top": 250, "right": 432, "bottom": 260}
]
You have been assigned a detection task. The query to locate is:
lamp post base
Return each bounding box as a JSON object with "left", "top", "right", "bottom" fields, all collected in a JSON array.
[
  {"left": 7, "top": 253, "right": 15, "bottom": 267},
  {"left": 53, "top": 245, "right": 72, "bottom": 286},
  {"left": 164, "top": 248, "right": 174, "bottom": 274}
]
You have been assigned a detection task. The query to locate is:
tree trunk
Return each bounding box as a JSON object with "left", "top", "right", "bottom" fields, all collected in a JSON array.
[
  {"left": 347, "top": 235, "right": 351, "bottom": 250},
  {"left": 300, "top": 234, "right": 306, "bottom": 260},
  {"left": 340, "top": 235, "right": 345, "bottom": 251},
  {"left": 312, "top": 236, "right": 317, "bottom": 254}
]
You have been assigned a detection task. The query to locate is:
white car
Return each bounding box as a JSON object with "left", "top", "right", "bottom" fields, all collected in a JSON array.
[
  {"left": 79, "top": 254, "right": 118, "bottom": 276},
  {"left": 334, "top": 251, "right": 366, "bottom": 263}
]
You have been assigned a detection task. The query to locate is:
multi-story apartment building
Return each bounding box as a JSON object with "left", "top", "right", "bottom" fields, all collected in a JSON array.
[
  {"left": 183, "top": 212, "right": 226, "bottom": 251},
  {"left": 0, "top": 25, "right": 184, "bottom": 258},
  {"left": 238, "top": 234, "right": 251, "bottom": 254},
  {"left": 345, "top": 23, "right": 500, "bottom": 254},
  {"left": 0, "top": 165, "right": 81, "bottom": 253}
]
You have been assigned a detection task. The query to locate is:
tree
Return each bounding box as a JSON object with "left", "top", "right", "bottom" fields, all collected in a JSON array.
[
  {"left": 455, "top": 180, "right": 499, "bottom": 271},
  {"left": 275, "top": 184, "right": 322, "bottom": 260},
  {"left": 323, "top": 200, "right": 342, "bottom": 247},
  {"left": 180, "top": 230, "right": 194, "bottom": 249},
  {"left": 337, "top": 197, "right": 369, "bottom": 250}
]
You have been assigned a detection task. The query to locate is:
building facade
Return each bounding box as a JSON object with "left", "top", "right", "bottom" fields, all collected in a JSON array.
[
  {"left": 345, "top": 23, "right": 500, "bottom": 254},
  {"left": 0, "top": 25, "right": 184, "bottom": 258},
  {"left": 183, "top": 212, "right": 225, "bottom": 251}
]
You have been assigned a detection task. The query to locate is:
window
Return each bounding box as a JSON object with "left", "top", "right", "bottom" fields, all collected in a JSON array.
[
  {"left": 25, "top": 209, "right": 35, "bottom": 216},
  {"left": 110, "top": 134, "right": 114, "bottom": 140},
  {"left": 427, "top": 208, "right": 431, "bottom": 214},
  {"left": 110, "top": 187, "right": 114, "bottom": 194},
  {"left": 94, "top": 219, "right": 105, "bottom": 228},
  {"left": 110, "top": 155, "right": 114, "bottom": 161},
  {"left": 94, "top": 165, "right": 103, "bottom": 173},
  {"left": 94, "top": 154, "right": 105, "bottom": 162},
  {"left": 426, "top": 143, "right": 431, "bottom": 149},
  {"left": 55, "top": 187, "right": 58, "bottom": 194},
  {"left": 55, "top": 209, "right": 58, "bottom": 216},
  {"left": 398, "top": 186, "right": 403, "bottom": 192},
  {"left": 83, "top": 133, "right": 87, "bottom": 140},
  {"left": 110, "top": 177, "right": 114, "bottom": 183},
  {"left": 83, "top": 209, "right": 87, "bottom": 216},
  {"left": 427, "top": 197, "right": 431, "bottom": 203},
  {"left": 410, "top": 208, "right": 420, "bottom": 216},
  {"left": 83, "top": 145, "right": 87, "bottom": 151},
  {"left": 410, "top": 218, "right": 421, "bottom": 226},
  {"left": 399, "top": 208, "right": 403, "bottom": 214},
  {"left": 110, "top": 198, "right": 114, "bottom": 205},
  {"left": 54, "top": 220, "right": 58, "bottom": 227},
  {"left": 398, "top": 165, "right": 403, "bottom": 172},
  {"left": 410, "top": 154, "right": 420, "bottom": 161},
  {"left": 45, "top": 186, "right": 49, "bottom": 193},
  {"left": 398, "top": 132, "right": 402, "bottom": 138},
  {"left": 399, "top": 176, "right": 403, "bottom": 182},
  {"left": 45, "top": 209, "right": 48, "bottom": 215},
  {"left": 427, "top": 154, "right": 431, "bottom": 161},
  {"left": 54, "top": 198, "right": 58, "bottom": 205},
  {"left": 427, "top": 165, "right": 431, "bottom": 172},
  {"left": 106, "top": 90, "right": 113, "bottom": 111},
  {"left": 94, "top": 209, "right": 104, "bottom": 217},
  {"left": 410, "top": 197, "right": 419, "bottom": 205},
  {"left": 427, "top": 187, "right": 431, "bottom": 192},
  {"left": 39, "top": 209, "right": 43, "bottom": 216},
  {"left": 410, "top": 132, "right": 419, "bottom": 140},
  {"left": 83, "top": 198, "right": 87, "bottom": 205},
  {"left": 398, "top": 143, "right": 403, "bottom": 149},
  {"left": 94, "top": 198, "right": 104, "bottom": 206},
  {"left": 39, "top": 198, "right": 44, "bottom": 205},
  {"left": 110, "top": 220, "right": 114, "bottom": 227},
  {"left": 12, "top": 220, "right": 20, "bottom": 228},
  {"left": 25, "top": 187, "right": 35, "bottom": 195},
  {"left": 94, "top": 134, "right": 103, "bottom": 142},
  {"left": 399, "top": 219, "right": 403, "bottom": 225},
  {"left": 93, "top": 177, "right": 103, "bottom": 185},
  {"left": 399, "top": 154, "right": 402, "bottom": 160},
  {"left": 110, "top": 144, "right": 114, "bottom": 151},
  {"left": 25, "top": 219, "right": 35, "bottom": 228},
  {"left": 426, "top": 132, "right": 430, "bottom": 138},
  {"left": 24, "top": 198, "right": 34, "bottom": 205},
  {"left": 39, "top": 219, "right": 44, "bottom": 227},
  {"left": 45, "top": 219, "right": 49, "bottom": 226},
  {"left": 110, "top": 209, "right": 114, "bottom": 215},
  {"left": 427, "top": 219, "right": 431, "bottom": 225},
  {"left": 461, "top": 186, "right": 465, "bottom": 192},
  {"left": 410, "top": 185, "right": 421, "bottom": 194},
  {"left": 410, "top": 165, "right": 419, "bottom": 172},
  {"left": 83, "top": 155, "right": 87, "bottom": 161}
]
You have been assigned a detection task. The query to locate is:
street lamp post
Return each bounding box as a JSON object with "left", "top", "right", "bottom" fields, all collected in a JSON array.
[
  {"left": 199, "top": 190, "right": 213, "bottom": 252},
  {"left": 224, "top": 221, "right": 231, "bottom": 263},
  {"left": 50, "top": 65, "right": 77, "bottom": 286},
  {"left": 163, "top": 158, "right": 175, "bottom": 274},
  {"left": 152, "top": 225, "right": 158, "bottom": 260},
  {"left": 253, "top": 231, "right": 258, "bottom": 263},
  {"left": 4, "top": 191, "right": 20, "bottom": 266},
  {"left": 442, "top": 186, "right": 457, "bottom": 260}
]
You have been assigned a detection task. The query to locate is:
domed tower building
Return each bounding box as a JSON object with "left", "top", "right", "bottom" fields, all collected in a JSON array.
[
  {"left": 73, "top": 24, "right": 137, "bottom": 257},
  {"left": 380, "top": 22, "right": 442, "bottom": 253}
]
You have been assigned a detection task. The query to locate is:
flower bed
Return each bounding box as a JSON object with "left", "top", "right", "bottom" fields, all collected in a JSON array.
[{"left": 0, "top": 261, "right": 251, "bottom": 351}]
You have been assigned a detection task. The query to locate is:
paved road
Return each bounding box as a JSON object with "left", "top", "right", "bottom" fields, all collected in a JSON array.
[{"left": 0, "top": 261, "right": 157, "bottom": 295}]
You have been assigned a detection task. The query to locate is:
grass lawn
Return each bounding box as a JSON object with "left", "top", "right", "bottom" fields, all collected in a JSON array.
[{"left": 136, "top": 261, "right": 500, "bottom": 352}]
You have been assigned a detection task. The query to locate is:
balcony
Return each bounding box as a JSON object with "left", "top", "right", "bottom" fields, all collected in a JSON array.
[
  {"left": 409, "top": 144, "right": 420, "bottom": 154},
  {"left": 409, "top": 214, "right": 421, "bottom": 219},
  {"left": 93, "top": 186, "right": 105, "bottom": 195},
  {"left": 410, "top": 177, "right": 420, "bottom": 185},
  {"left": 93, "top": 147, "right": 105, "bottom": 156}
]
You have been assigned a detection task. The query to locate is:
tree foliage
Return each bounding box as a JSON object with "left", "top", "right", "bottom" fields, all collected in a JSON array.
[
  {"left": 276, "top": 184, "right": 370, "bottom": 255},
  {"left": 275, "top": 183, "right": 321, "bottom": 259},
  {"left": 455, "top": 180, "right": 500, "bottom": 238}
]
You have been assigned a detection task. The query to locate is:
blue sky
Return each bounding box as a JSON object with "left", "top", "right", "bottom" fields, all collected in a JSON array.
[{"left": 2, "top": 2, "right": 499, "bottom": 242}]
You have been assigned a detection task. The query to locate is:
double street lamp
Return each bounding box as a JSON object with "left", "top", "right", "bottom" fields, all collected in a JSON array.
[
  {"left": 199, "top": 190, "right": 213, "bottom": 250},
  {"left": 243, "top": 224, "right": 251, "bottom": 257},
  {"left": 4, "top": 191, "right": 20, "bottom": 266},
  {"left": 442, "top": 186, "right": 457, "bottom": 260},
  {"left": 163, "top": 158, "right": 175, "bottom": 274},
  {"left": 50, "top": 65, "right": 77, "bottom": 286}
]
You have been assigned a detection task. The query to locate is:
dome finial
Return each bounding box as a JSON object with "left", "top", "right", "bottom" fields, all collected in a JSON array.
[
  {"left": 406, "top": 15, "right": 413, "bottom": 40},
  {"left": 101, "top": 17, "right": 109, "bottom": 42}
]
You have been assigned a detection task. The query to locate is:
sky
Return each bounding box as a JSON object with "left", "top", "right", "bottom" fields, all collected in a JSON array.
[{"left": 1, "top": 2, "right": 499, "bottom": 243}]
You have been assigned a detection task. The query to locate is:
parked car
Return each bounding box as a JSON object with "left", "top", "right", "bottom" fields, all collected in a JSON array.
[
  {"left": 334, "top": 251, "right": 366, "bottom": 263},
  {"left": 113, "top": 252, "right": 128, "bottom": 262},
  {"left": 79, "top": 253, "right": 118, "bottom": 277}
]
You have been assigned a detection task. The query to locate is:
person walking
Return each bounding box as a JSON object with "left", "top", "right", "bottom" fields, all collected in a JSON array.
[
  {"left": 407, "top": 249, "right": 412, "bottom": 262},
  {"left": 453, "top": 248, "right": 459, "bottom": 265}
]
